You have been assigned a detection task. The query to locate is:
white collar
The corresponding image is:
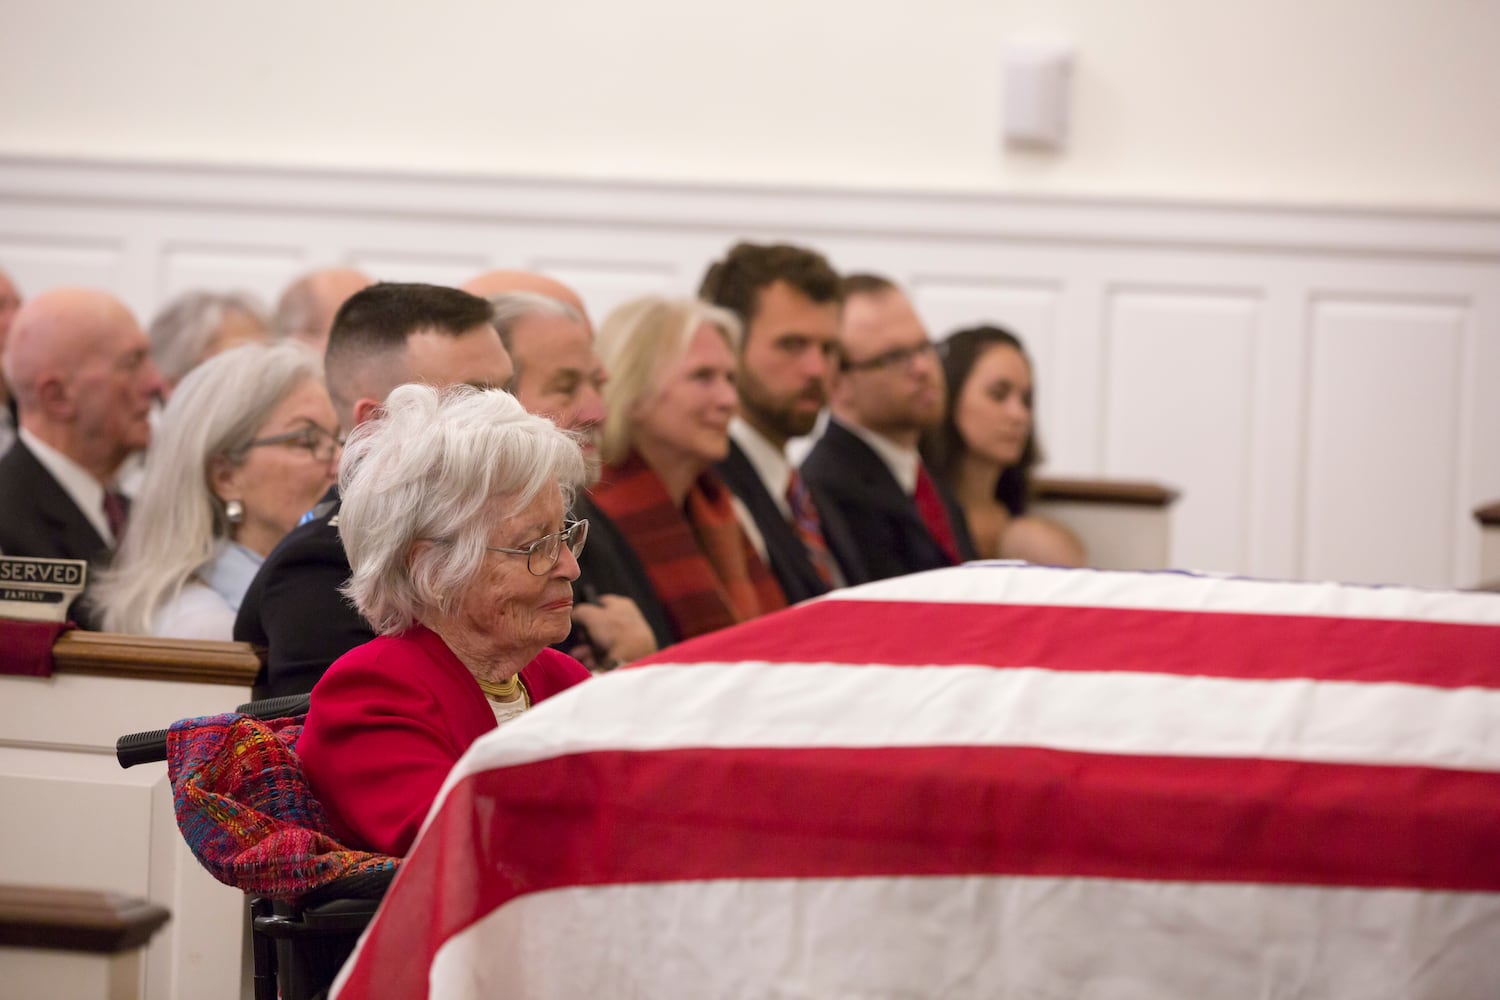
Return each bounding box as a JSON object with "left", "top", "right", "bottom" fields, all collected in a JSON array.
[
  {"left": 200, "top": 540, "right": 265, "bottom": 612},
  {"left": 729, "top": 418, "right": 793, "bottom": 518},
  {"left": 18, "top": 427, "right": 114, "bottom": 545},
  {"left": 837, "top": 418, "right": 921, "bottom": 496}
]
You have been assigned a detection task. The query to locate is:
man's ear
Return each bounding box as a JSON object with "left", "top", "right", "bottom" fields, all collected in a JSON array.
[
  {"left": 35, "top": 371, "right": 74, "bottom": 419},
  {"left": 351, "top": 396, "right": 382, "bottom": 427}
]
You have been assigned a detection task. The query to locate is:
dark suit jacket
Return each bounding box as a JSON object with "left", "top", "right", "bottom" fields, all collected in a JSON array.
[
  {"left": 235, "top": 485, "right": 369, "bottom": 698},
  {"left": 716, "top": 440, "right": 831, "bottom": 605},
  {"left": 799, "top": 419, "right": 977, "bottom": 585},
  {"left": 236, "top": 487, "right": 675, "bottom": 696},
  {"left": 0, "top": 439, "right": 113, "bottom": 629},
  {"left": 571, "top": 492, "right": 675, "bottom": 652}
]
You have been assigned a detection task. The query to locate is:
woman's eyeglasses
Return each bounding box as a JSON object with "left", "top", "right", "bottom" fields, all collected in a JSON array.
[
  {"left": 486, "top": 519, "right": 589, "bottom": 576},
  {"left": 241, "top": 425, "right": 344, "bottom": 464}
]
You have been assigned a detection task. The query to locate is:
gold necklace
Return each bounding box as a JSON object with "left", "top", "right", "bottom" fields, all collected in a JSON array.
[{"left": 476, "top": 673, "right": 528, "bottom": 706}]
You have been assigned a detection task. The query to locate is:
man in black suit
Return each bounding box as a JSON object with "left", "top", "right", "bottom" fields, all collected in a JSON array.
[
  {"left": 0, "top": 288, "right": 165, "bottom": 627},
  {"left": 801, "top": 274, "right": 976, "bottom": 584},
  {"left": 236, "top": 283, "right": 515, "bottom": 695},
  {"left": 699, "top": 242, "right": 847, "bottom": 603}
]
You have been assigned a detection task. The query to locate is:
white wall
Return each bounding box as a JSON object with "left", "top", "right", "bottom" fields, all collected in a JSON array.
[
  {"left": 1, "top": 0, "right": 1498, "bottom": 209},
  {"left": 2, "top": 158, "right": 1496, "bottom": 589}
]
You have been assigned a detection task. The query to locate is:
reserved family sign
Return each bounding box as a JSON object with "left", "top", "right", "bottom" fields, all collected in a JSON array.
[{"left": 0, "top": 556, "right": 86, "bottom": 623}]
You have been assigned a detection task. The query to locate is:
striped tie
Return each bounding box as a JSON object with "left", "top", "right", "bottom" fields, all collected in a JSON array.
[{"left": 785, "top": 469, "right": 837, "bottom": 588}]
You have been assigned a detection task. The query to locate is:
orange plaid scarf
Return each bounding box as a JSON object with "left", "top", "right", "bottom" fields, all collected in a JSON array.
[{"left": 591, "top": 452, "right": 786, "bottom": 641}]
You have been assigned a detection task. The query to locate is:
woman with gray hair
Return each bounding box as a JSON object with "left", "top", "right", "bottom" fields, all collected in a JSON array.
[
  {"left": 297, "top": 383, "right": 593, "bottom": 857},
  {"left": 148, "top": 290, "right": 270, "bottom": 394},
  {"left": 587, "top": 295, "right": 785, "bottom": 644},
  {"left": 95, "top": 341, "right": 340, "bottom": 637}
]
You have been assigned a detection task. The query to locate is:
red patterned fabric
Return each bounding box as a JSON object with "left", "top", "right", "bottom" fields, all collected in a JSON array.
[
  {"left": 913, "top": 464, "right": 962, "bottom": 565},
  {"left": 168, "top": 712, "right": 399, "bottom": 901},
  {"left": 591, "top": 452, "right": 785, "bottom": 640}
]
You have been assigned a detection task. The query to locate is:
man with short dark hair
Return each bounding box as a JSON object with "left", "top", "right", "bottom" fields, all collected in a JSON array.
[
  {"left": 0, "top": 288, "right": 165, "bottom": 626},
  {"left": 698, "top": 241, "right": 847, "bottom": 601},
  {"left": 800, "top": 274, "right": 976, "bottom": 583},
  {"left": 237, "top": 282, "right": 514, "bottom": 695}
]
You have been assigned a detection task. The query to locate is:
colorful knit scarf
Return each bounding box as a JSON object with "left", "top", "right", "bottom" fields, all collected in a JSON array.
[
  {"left": 591, "top": 452, "right": 786, "bottom": 641},
  {"left": 168, "top": 712, "right": 400, "bottom": 901}
]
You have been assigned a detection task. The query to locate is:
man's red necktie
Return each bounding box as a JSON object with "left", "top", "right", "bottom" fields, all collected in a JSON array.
[{"left": 913, "top": 466, "right": 963, "bottom": 565}]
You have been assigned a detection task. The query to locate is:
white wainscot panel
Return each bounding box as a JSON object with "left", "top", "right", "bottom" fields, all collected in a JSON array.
[
  {"left": 530, "top": 258, "right": 678, "bottom": 324},
  {"left": 346, "top": 249, "right": 493, "bottom": 288},
  {"left": 159, "top": 243, "right": 308, "bottom": 311},
  {"left": 1103, "top": 289, "right": 1258, "bottom": 574},
  {"left": 1303, "top": 298, "right": 1465, "bottom": 587},
  {"left": 0, "top": 237, "right": 124, "bottom": 297}
]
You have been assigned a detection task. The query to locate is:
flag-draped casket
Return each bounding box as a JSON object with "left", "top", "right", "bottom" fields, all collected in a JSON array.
[{"left": 331, "top": 564, "right": 1500, "bottom": 999}]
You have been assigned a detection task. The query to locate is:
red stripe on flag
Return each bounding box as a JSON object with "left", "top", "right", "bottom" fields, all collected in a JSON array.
[
  {"left": 639, "top": 600, "right": 1500, "bottom": 690},
  {"left": 336, "top": 746, "right": 1500, "bottom": 999}
]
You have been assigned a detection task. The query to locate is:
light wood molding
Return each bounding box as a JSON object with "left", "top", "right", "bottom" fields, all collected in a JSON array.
[{"left": 50, "top": 631, "right": 262, "bottom": 686}]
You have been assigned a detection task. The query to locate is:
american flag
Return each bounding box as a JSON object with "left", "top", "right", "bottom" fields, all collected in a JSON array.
[{"left": 331, "top": 563, "right": 1500, "bottom": 999}]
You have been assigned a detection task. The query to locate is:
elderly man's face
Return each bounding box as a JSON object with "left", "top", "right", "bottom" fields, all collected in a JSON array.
[
  {"left": 71, "top": 304, "right": 163, "bottom": 458},
  {"left": 451, "top": 483, "right": 580, "bottom": 660},
  {"left": 507, "top": 312, "right": 606, "bottom": 471}
]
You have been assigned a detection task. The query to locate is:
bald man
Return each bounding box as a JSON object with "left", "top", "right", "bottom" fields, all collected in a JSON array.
[
  {"left": 0, "top": 288, "right": 165, "bottom": 626},
  {"left": 461, "top": 269, "right": 588, "bottom": 316},
  {"left": 273, "top": 267, "right": 372, "bottom": 350}
]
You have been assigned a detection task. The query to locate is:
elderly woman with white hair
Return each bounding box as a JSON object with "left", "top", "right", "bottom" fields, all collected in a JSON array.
[
  {"left": 95, "top": 341, "right": 340, "bottom": 638},
  {"left": 297, "top": 383, "right": 593, "bottom": 857}
]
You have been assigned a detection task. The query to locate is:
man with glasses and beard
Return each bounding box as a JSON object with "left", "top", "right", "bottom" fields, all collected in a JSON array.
[{"left": 800, "top": 274, "right": 976, "bottom": 584}]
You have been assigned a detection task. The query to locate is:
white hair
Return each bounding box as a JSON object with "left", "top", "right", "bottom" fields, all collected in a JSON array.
[
  {"left": 148, "top": 290, "right": 268, "bottom": 386},
  {"left": 337, "top": 383, "right": 587, "bottom": 635},
  {"left": 95, "top": 341, "right": 324, "bottom": 634}
]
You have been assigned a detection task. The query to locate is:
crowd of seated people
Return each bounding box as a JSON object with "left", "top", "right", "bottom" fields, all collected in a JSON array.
[{"left": 1, "top": 245, "right": 1098, "bottom": 854}]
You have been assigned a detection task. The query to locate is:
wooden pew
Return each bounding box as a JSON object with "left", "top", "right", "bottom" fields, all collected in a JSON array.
[
  {"left": 0, "top": 631, "right": 262, "bottom": 1000},
  {"left": 1476, "top": 501, "right": 1500, "bottom": 590},
  {"left": 0, "top": 884, "right": 170, "bottom": 1000},
  {"left": 1029, "top": 476, "right": 1180, "bottom": 570}
]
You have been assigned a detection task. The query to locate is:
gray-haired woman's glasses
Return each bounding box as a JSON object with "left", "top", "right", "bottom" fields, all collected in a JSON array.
[
  {"left": 486, "top": 519, "right": 589, "bottom": 576},
  {"left": 241, "top": 425, "right": 344, "bottom": 464}
]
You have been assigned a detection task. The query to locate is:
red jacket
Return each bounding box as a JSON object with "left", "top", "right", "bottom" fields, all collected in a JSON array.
[{"left": 299, "top": 624, "right": 590, "bottom": 856}]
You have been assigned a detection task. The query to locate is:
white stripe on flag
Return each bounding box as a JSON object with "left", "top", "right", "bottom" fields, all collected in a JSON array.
[
  {"left": 438, "top": 662, "right": 1500, "bottom": 799},
  {"left": 430, "top": 875, "right": 1500, "bottom": 1000},
  {"left": 829, "top": 563, "right": 1500, "bottom": 624}
]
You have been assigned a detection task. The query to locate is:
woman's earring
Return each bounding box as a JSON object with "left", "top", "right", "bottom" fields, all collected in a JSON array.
[{"left": 225, "top": 499, "right": 245, "bottom": 525}]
